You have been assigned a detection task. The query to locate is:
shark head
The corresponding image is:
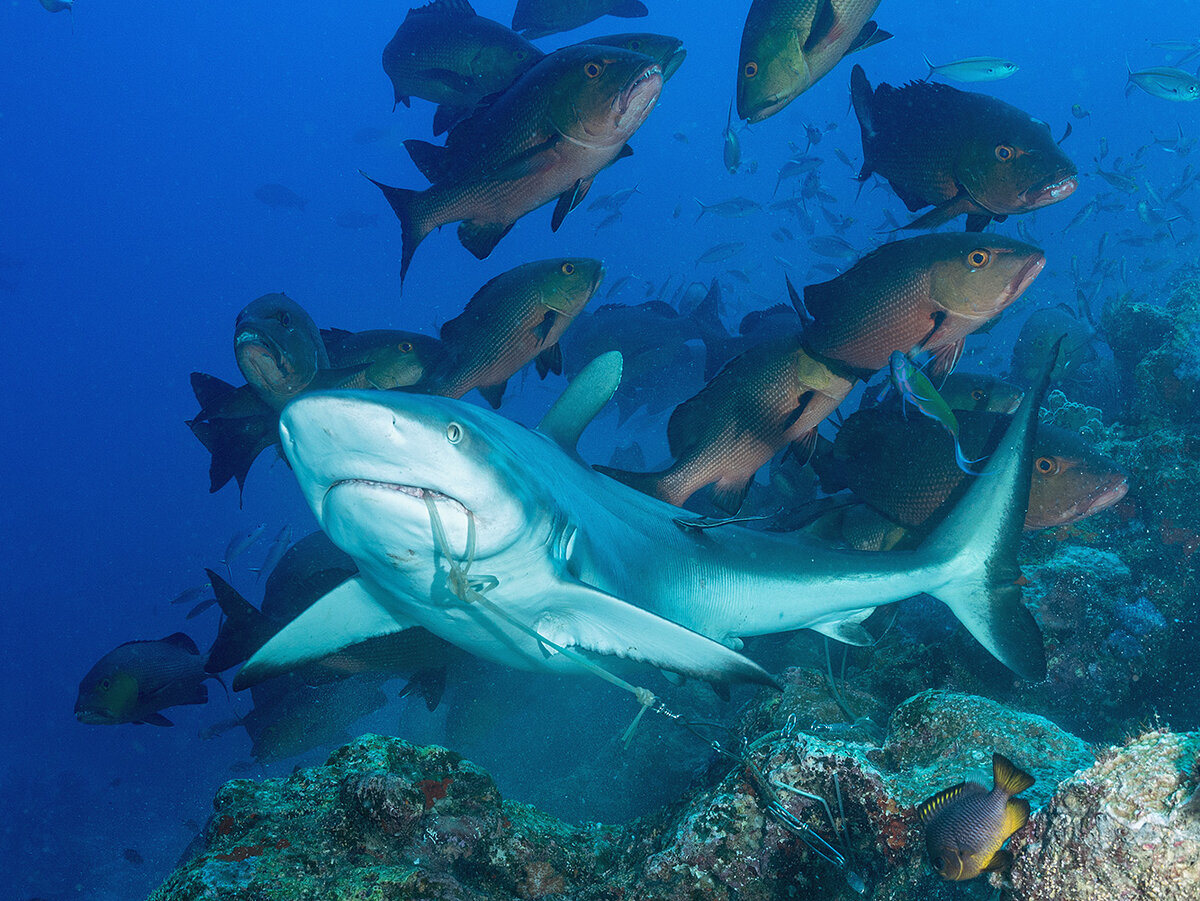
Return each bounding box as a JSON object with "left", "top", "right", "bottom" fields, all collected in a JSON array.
[{"left": 278, "top": 390, "right": 559, "bottom": 591}]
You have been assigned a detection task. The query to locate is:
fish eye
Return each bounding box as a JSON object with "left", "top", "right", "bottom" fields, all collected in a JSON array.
[
  {"left": 561, "top": 261, "right": 576, "bottom": 275},
  {"left": 398, "top": 341, "right": 413, "bottom": 353},
  {"left": 514, "top": 50, "right": 527, "bottom": 61},
  {"left": 972, "top": 388, "right": 986, "bottom": 401},
  {"left": 279, "top": 312, "right": 292, "bottom": 327},
  {"left": 1035, "top": 456, "right": 1059, "bottom": 474},
  {"left": 995, "top": 144, "right": 1015, "bottom": 161},
  {"left": 584, "top": 61, "right": 603, "bottom": 78},
  {"left": 933, "top": 857, "right": 945, "bottom": 871},
  {"left": 744, "top": 61, "right": 758, "bottom": 78},
  {"left": 967, "top": 249, "right": 992, "bottom": 269},
  {"left": 446, "top": 422, "right": 463, "bottom": 444},
  {"left": 100, "top": 679, "right": 111, "bottom": 691},
  {"left": 629, "top": 40, "right": 642, "bottom": 50}
]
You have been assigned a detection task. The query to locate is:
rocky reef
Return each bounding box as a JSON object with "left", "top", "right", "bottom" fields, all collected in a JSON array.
[{"left": 149, "top": 678, "right": 1199, "bottom": 901}]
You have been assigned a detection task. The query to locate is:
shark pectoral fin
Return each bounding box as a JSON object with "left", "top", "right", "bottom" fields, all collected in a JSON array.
[
  {"left": 234, "top": 577, "right": 415, "bottom": 690},
  {"left": 538, "top": 351, "right": 623, "bottom": 452},
  {"left": 537, "top": 582, "right": 778, "bottom": 689},
  {"left": 811, "top": 609, "right": 876, "bottom": 645}
]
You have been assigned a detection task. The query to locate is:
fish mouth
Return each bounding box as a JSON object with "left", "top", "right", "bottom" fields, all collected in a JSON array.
[
  {"left": 1021, "top": 172, "right": 1079, "bottom": 209},
  {"left": 616, "top": 63, "right": 662, "bottom": 117},
  {"left": 74, "top": 707, "right": 113, "bottom": 725},
  {"left": 1005, "top": 253, "right": 1046, "bottom": 302},
  {"left": 740, "top": 92, "right": 789, "bottom": 125},
  {"left": 1076, "top": 476, "right": 1129, "bottom": 518},
  {"left": 235, "top": 329, "right": 297, "bottom": 393}
]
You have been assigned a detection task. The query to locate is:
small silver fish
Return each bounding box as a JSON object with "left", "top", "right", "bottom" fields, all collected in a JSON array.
[
  {"left": 223, "top": 523, "right": 267, "bottom": 568},
  {"left": 924, "top": 55, "right": 1018, "bottom": 82},
  {"left": 252, "top": 525, "right": 293, "bottom": 582},
  {"left": 1126, "top": 65, "right": 1200, "bottom": 101},
  {"left": 171, "top": 584, "right": 212, "bottom": 606}
]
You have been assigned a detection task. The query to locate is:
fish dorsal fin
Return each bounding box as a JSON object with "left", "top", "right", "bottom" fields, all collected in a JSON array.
[
  {"left": 918, "top": 780, "right": 985, "bottom": 822},
  {"left": 801, "top": 276, "right": 841, "bottom": 322},
  {"left": 992, "top": 752, "right": 1035, "bottom": 795},
  {"left": 163, "top": 632, "right": 201, "bottom": 655},
  {"left": 538, "top": 351, "right": 623, "bottom": 452},
  {"left": 406, "top": 0, "right": 476, "bottom": 20}
]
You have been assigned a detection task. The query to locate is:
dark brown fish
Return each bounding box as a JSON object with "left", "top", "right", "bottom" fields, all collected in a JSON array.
[
  {"left": 416, "top": 258, "right": 604, "bottom": 407},
  {"left": 512, "top": 0, "right": 648, "bottom": 39},
  {"left": 75, "top": 633, "right": 211, "bottom": 727},
  {"left": 599, "top": 334, "right": 855, "bottom": 512},
  {"left": 814, "top": 406, "right": 1129, "bottom": 534},
  {"left": 919, "top": 753, "right": 1034, "bottom": 881},
  {"left": 850, "top": 65, "right": 1078, "bottom": 230},
  {"left": 367, "top": 45, "right": 662, "bottom": 283},
  {"left": 800, "top": 233, "right": 1044, "bottom": 377},
  {"left": 185, "top": 373, "right": 278, "bottom": 497},
  {"left": 583, "top": 33, "right": 687, "bottom": 81},
  {"left": 234, "top": 294, "right": 330, "bottom": 411}
]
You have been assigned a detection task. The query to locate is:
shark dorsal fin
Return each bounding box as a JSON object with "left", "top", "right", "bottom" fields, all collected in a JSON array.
[{"left": 538, "top": 351, "right": 623, "bottom": 452}]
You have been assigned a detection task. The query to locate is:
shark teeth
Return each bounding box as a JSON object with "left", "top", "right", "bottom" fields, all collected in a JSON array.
[{"left": 330, "top": 479, "right": 468, "bottom": 515}]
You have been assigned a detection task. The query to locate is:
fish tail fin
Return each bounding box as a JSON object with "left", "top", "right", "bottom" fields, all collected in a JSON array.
[
  {"left": 992, "top": 752, "right": 1036, "bottom": 796},
  {"left": 362, "top": 171, "right": 430, "bottom": 284},
  {"left": 204, "top": 570, "right": 277, "bottom": 674},
  {"left": 694, "top": 197, "right": 708, "bottom": 222},
  {"left": 909, "top": 343, "right": 1060, "bottom": 681},
  {"left": 923, "top": 53, "right": 936, "bottom": 79},
  {"left": 849, "top": 65, "right": 876, "bottom": 179}
]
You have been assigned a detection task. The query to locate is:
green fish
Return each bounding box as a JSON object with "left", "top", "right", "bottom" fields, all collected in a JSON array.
[
  {"left": 736, "top": 0, "right": 886, "bottom": 123},
  {"left": 920, "top": 753, "right": 1034, "bottom": 881},
  {"left": 381, "top": 0, "right": 542, "bottom": 134},
  {"left": 923, "top": 55, "right": 1019, "bottom": 83},
  {"left": 583, "top": 33, "right": 687, "bottom": 81},
  {"left": 511, "top": 0, "right": 648, "bottom": 40},
  {"left": 850, "top": 65, "right": 1078, "bottom": 231},
  {"left": 415, "top": 258, "right": 605, "bottom": 407},
  {"left": 888, "top": 351, "right": 980, "bottom": 473},
  {"left": 234, "top": 293, "right": 330, "bottom": 411},
  {"left": 321, "top": 328, "right": 445, "bottom": 390},
  {"left": 75, "top": 633, "right": 213, "bottom": 726},
  {"left": 366, "top": 45, "right": 663, "bottom": 283}
]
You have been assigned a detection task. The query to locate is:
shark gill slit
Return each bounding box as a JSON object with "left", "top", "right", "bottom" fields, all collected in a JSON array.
[{"left": 420, "top": 493, "right": 662, "bottom": 742}]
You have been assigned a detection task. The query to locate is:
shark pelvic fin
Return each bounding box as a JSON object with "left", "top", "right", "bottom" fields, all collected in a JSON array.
[
  {"left": 538, "top": 351, "right": 623, "bottom": 453},
  {"left": 810, "top": 609, "right": 876, "bottom": 646},
  {"left": 234, "top": 577, "right": 417, "bottom": 689},
  {"left": 535, "top": 579, "right": 780, "bottom": 689}
]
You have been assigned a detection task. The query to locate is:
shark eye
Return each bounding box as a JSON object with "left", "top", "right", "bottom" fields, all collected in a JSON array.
[
  {"left": 561, "top": 261, "right": 576, "bottom": 275},
  {"left": 744, "top": 61, "right": 758, "bottom": 78},
  {"left": 584, "top": 61, "right": 603, "bottom": 78},
  {"left": 398, "top": 341, "right": 413, "bottom": 353},
  {"left": 967, "top": 249, "right": 992, "bottom": 269},
  {"left": 995, "top": 144, "right": 1015, "bottom": 161},
  {"left": 1035, "top": 456, "right": 1059, "bottom": 474},
  {"left": 446, "top": 422, "right": 463, "bottom": 444}
]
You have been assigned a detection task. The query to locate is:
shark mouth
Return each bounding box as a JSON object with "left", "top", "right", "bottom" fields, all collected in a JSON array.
[{"left": 327, "top": 479, "right": 469, "bottom": 516}]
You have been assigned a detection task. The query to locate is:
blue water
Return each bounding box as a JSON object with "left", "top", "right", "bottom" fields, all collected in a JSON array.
[{"left": 2, "top": 1, "right": 1196, "bottom": 897}]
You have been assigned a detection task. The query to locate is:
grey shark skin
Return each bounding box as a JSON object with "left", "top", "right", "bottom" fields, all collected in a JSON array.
[{"left": 238, "top": 353, "right": 1047, "bottom": 692}]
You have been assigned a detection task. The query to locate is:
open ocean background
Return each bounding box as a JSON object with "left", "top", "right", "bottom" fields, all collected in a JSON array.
[{"left": 2, "top": 1, "right": 1197, "bottom": 897}]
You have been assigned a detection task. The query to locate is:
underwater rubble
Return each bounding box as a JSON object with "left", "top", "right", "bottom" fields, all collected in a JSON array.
[{"left": 149, "top": 679, "right": 1198, "bottom": 900}]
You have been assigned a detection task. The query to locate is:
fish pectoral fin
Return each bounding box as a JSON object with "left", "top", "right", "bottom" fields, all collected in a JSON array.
[
  {"left": 457, "top": 220, "right": 514, "bottom": 260},
  {"left": 810, "top": 608, "right": 876, "bottom": 645},
  {"left": 537, "top": 581, "right": 778, "bottom": 688},
  {"left": 418, "top": 67, "right": 476, "bottom": 94},
  {"left": 235, "top": 577, "right": 417, "bottom": 690},
  {"left": 533, "top": 309, "right": 558, "bottom": 345},
  {"left": 551, "top": 178, "right": 593, "bottom": 232},
  {"left": 139, "top": 713, "right": 174, "bottom": 727},
  {"left": 904, "top": 193, "right": 978, "bottom": 229},
  {"left": 844, "top": 21, "right": 892, "bottom": 56},
  {"left": 489, "top": 134, "right": 561, "bottom": 183},
  {"left": 535, "top": 340, "right": 563, "bottom": 379},
  {"left": 965, "top": 213, "right": 993, "bottom": 232},
  {"left": 709, "top": 475, "right": 753, "bottom": 515},
  {"left": 929, "top": 338, "right": 965, "bottom": 378},
  {"left": 803, "top": 0, "right": 837, "bottom": 53}
]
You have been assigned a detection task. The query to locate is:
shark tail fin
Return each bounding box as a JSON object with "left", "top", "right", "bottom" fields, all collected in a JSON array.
[{"left": 912, "top": 342, "right": 1061, "bottom": 682}]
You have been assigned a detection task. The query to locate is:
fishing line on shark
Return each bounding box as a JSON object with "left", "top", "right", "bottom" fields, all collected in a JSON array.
[{"left": 421, "top": 493, "right": 671, "bottom": 744}]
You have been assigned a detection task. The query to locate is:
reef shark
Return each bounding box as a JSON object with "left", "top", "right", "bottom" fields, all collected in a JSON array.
[{"left": 237, "top": 352, "right": 1047, "bottom": 692}]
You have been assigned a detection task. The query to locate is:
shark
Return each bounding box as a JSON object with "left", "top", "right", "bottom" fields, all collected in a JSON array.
[{"left": 236, "top": 351, "right": 1048, "bottom": 694}]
